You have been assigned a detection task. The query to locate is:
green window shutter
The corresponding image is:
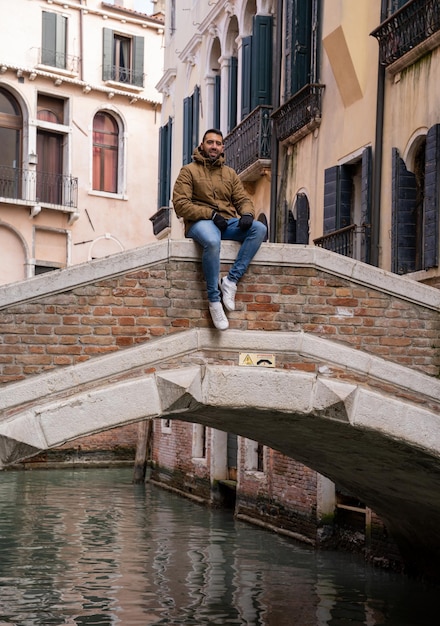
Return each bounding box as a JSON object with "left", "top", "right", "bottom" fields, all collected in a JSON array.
[
  {"left": 228, "top": 56, "right": 238, "bottom": 132},
  {"left": 55, "top": 14, "right": 67, "bottom": 68},
  {"left": 102, "top": 28, "right": 114, "bottom": 81},
  {"left": 241, "top": 36, "right": 252, "bottom": 119},
  {"left": 213, "top": 75, "right": 221, "bottom": 130},
  {"left": 292, "top": 0, "right": 312, "bottom": 93},
  {"left": 424, "top": 124, "right": 440, "bottom": 269},
  {"left": 323, "top": 166, "right": 338, "bottom": 234},
  {"left": 132, "top": 36, "right": 144, "bottom": 87},
  {"left": 192, "top": 85, "right": 200, "bottom": 155},
  {"left": 251, "top": 15, "right": 273, "bottom": 110},
  {"left": 361, "top": 146, "right": 373, "bottom": 264},
  {"left": 42, "top": 12, "right": 57, "bottom": 66},
  {"left": 392, "top": 148, "right": 417, "bottom": 274},
  {"left": 183, "top": 97, "right": 191, "bottom": 165},
  {"left": 158, "top": 119, "right": 172, "bottom": 209}
]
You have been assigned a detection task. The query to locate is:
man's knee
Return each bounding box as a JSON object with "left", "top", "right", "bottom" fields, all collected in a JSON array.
[{"left": 252, "top": 220, "right": 267, "bottom": 241}]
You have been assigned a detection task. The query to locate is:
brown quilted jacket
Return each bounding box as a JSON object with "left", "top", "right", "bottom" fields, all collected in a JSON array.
[{"left": 172, "top": 146, "right": 255, "bottom": 235}]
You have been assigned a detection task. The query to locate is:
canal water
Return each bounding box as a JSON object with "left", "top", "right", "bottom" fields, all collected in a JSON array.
[{"left": 0, "top": 468, "right": 437, "bottom": 625}]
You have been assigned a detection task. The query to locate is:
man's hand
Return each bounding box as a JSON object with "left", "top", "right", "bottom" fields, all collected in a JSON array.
[
  {"left": 212, "top": 212, "right": 228, "bottom": 233},
  {"left": 239, "top": 213, "right": 253, "bottom": 231}
]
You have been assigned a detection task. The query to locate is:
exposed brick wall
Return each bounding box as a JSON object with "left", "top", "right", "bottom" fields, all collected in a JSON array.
[
  {"left": 1, "top": 260, "right": 439, "bottom": 384},
  {"left": 236, "top": 446, "right": 319, "bottom": 543}
]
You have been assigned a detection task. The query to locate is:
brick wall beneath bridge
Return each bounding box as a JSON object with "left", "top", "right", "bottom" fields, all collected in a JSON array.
[{"left": 0, "top": 241, "right": 439, "bottom": 385}]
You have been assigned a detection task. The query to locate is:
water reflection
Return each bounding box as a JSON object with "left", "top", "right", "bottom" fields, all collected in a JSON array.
[{"left": 0, "top": 468, "right": 437, "bottom": 625}]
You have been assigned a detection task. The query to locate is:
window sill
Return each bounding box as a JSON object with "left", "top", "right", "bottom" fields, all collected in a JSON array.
[
  {"left": 36, "top": 64, "right": 79, "bottom": 80},
  {"left": 104, "top": 80, "right": 144, "bottom": 93},
  {"left": 88, "top": 190, "right": 128, "bottom": 201}
]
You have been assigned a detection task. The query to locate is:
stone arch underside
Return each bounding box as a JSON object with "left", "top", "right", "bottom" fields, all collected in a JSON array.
[{"left": 1, "top": 328, "right": 440, "bottom": 578}]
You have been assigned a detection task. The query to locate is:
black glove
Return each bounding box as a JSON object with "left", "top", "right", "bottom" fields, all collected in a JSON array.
[
  {"left": 212, "top": 211, "right": 228, "bottom": 233},
  {"left": 239, "top": 213, "right": 253, "bottom": 231}
]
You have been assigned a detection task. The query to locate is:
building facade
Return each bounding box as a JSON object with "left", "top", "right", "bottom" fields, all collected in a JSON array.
[
  {"left": 151, "top": 0, "right": 440, "bottom": 561},
  {"left": 0, "top": 0, "right": 165, "bottom": 286}
]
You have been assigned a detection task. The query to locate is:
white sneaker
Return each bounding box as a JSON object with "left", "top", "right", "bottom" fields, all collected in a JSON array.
[
  {"left": 220, "top": 276, "right": 237, "bottom": 311},
  {"left": 208, "top": 301, "right": 229, "bottom": 330}
]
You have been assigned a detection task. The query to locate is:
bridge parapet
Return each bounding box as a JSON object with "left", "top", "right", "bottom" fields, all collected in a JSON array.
[{"left": 0, "top": 241, "right": 438, "bottom": 384}]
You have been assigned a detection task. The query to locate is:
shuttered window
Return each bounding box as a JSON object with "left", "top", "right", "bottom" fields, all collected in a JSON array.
[
  {"left": 323, "top": 166, "right": 351, "bottom": 234},
  {"left": 102, "top": 28, "right": 144, "bottom": 87},
  {"left": 361, "top": 147, "right": 373, "bottom": 264},
  {"left": 285, "top": 0, "right": 314, "bottom": 98},
  {"left": 228, "top": 57, "right": 238, "bottom": 132},
  {"left": 241, "top": 17, "right": 273, "bottom": 120},
  {"left": 391, "top": 148, "right": 417, "bottom": 274},
  {"left": 296, "top": 193, "right": 310, "bottom": 244},
  {"left": 158, "top": 118, "right": 173, "bottom": 209},
  {"left": 42, "top": 11, "right": 67, "bottom": 69},
  {"left": 424, "top": 124, "right": 440, "bottom": 269},
  {"left": 213, "top": 75, "right": 221, "bottom": 130},
  {"left": 182, "top": 86, "right": 200, "bottom": 165}
]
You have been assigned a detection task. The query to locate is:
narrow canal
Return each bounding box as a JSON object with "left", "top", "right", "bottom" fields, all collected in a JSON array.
[{"left": 0, "top": 467, "right": 437, "bottom": 625}]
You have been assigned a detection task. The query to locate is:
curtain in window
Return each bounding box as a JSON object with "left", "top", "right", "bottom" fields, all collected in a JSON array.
[{"left": 93, "top": 112, "right": 118, "bottom": 193}]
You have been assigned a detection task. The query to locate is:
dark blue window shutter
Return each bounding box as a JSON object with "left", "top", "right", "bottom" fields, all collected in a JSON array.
[
  {"left": 192, "top": 85, "right": 200, "bottom": 156},
  {"left": 424, "top": 124, "right": 439, "bottom": 269},
  {"left": 158, "top": 119, "right": 172, "bottom": 209},
  {"left": 251, "top": 15, "right": 273, "bottom": 110},
  {"left": 132, "top": 36, "right": 144, "bottom": 87},
  {"left": 339, "top": 165, "right": 352, "bottom": 228},
  {"left": 102, "top": 28, "right": 114, "bottom": 81},
  {"left": 183, "top": 96, "right": 191, "bottom": 165},
  {"left": 292, "top": 0, "right": 312, "bottom": 93},
  {"left": 324, "top": 166, "right": 338, "bottom": 234},
  {"left": 213, "top": 75, "right": 221, "bottom": 129},
  {"left": 392, "top": 148, "right": 417, "bottom": 274},
  {"left": 228, "top": 57, "right": 238, "bottom": 132},
  {"left": 241, "top": 36, "right": 252, "bottom": 119},
  {"left": 296, "top": 193, "right": 310, "bottom": 244},
  {"left": 361, "top": 146, "right": 373, "bottom": 264}
]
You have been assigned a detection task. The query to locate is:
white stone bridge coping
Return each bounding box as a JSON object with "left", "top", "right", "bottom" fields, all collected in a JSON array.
[{"left": 1, "top": 241, "right": 440, "bottom": 579}]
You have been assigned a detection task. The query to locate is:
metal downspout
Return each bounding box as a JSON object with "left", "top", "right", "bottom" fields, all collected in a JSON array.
[
  {"left": 370, "top": 0, "right": 388, "bottom": 267},
  {"left": 269, "top": 0, "right": 283, "bottom": 242}
]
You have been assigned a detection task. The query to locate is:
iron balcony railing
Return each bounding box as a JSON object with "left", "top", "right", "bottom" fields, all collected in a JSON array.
[
  {"left": 313, "top": 224, "right": 358, "bottom": 258},
  {"left": 40, "top": 48, "right": 80, "bottom": 73},
  {"left": 224, "top": 105, "right": 272, "bottom": 175},
  {"left": 0, "top": 166, "right": 78, "bottom": 209},
  {"left": 371, "top": 0, "right": 440, "bottom": 66},
  {"left": 272, "top": 83, "right": 325, "bottom": 144},
  {"left": 104, "top": 64, "right": 144, "bottom": 87}
]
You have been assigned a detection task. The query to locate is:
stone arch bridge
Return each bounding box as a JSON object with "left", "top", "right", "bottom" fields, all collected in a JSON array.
[{"left": 0, "top": 240, "right": 439, "bottom": 579}]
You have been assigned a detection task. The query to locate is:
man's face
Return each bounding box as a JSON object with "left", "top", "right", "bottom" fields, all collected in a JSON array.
[{"left": 201, "top": 133, "right": 224, "bottom": 160}]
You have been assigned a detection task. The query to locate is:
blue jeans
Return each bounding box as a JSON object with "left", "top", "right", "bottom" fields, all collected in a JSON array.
[{"left": 187, "top": 218, "right": 267, "bottom": 303}]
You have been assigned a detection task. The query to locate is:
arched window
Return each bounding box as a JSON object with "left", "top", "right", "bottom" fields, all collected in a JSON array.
[
  {"left": 0, "top": 88, "right": 22, "bottom": 172},
  {"left": 92, "top": 111, "right": 119, "bottom": 193}
]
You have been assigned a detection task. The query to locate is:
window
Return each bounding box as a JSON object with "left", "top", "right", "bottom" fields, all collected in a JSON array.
[
  {"left": 0, "top": 89, "right": 22, "bottom": 199},
  {"left": 42, "top": 11, "right": 67, "bottom": 69},
  {"left": 284, "top": 0, "right": 320, "bottom": 99},
  {"left": 102, "top": 29, "right": 144, "bottom": 87},
  {"left": 391, "top": 126, "right": 439, "bottom": 274},
  {"left": 287, "top": 193, "right": 310, "bottom": 244},
  {"left": 182, "top": 86, "right": 200, "bottom": 165},
  {"left": 93, "top": 112, "right": 119, "bottom": 193},
  {"left": 241, "top": 15, "right": 273, "bottom": 119},
  {"left": 322, "top": 147, "right": 372, "bottom": 262},
  {"left": 158, "top": 117, "right": 172, "bottom": 209},
  {"left": 244, "top": 439, "right": 265, "bottom": 473}
]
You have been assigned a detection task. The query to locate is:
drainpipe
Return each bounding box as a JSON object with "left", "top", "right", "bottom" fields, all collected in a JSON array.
[
  {"left": 269, "top": 0, "right": 283, "bottom": 242},
  {"left": 370, "top": 0, "right": 388, "bottom": 267}
]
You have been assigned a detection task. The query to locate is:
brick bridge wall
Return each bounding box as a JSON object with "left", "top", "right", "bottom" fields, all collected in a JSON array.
[{"left": 0, "top": 247, "right": 439, "bottom": 385}]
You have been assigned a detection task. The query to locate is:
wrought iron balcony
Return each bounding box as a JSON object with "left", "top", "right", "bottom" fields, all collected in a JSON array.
[
  {"left": 272, "top": 84, "right": 325, "bottom": 146},
  {"left": 0, "top": 166, "right": 78, "bottom": 210},
  {"left": 371, "top": 0, "right": 440, "bottom": 68},
  {"left": 104, "top": 65, "right": 144, "bottom": 87},
  {"left": 313, "top": 224, "right": 358, "bottom": 258},
  {"left": 39, "top": 48, "right": 80, "bottom": 73},
  {"left": 224, "top": 105, "right": 272, "bottom": 179}
]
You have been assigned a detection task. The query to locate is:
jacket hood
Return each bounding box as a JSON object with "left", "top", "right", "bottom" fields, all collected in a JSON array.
[{"left": 193, "top": 145, "right": 225, "bottom": 167}]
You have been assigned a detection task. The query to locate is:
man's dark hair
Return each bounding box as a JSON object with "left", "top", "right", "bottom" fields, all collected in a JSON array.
[{"left": 202, "top": 128, "right": 224, "bottom": 142}]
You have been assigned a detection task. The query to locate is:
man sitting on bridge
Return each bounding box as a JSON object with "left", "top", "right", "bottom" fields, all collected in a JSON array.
[{"left": 172, "top": 128, "right": 267, "bottom": 330}]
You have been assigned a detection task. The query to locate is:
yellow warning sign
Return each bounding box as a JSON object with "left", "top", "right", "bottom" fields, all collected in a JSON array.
[{"left": 239, "top": 353, "right": 275, "bottom": 367}]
